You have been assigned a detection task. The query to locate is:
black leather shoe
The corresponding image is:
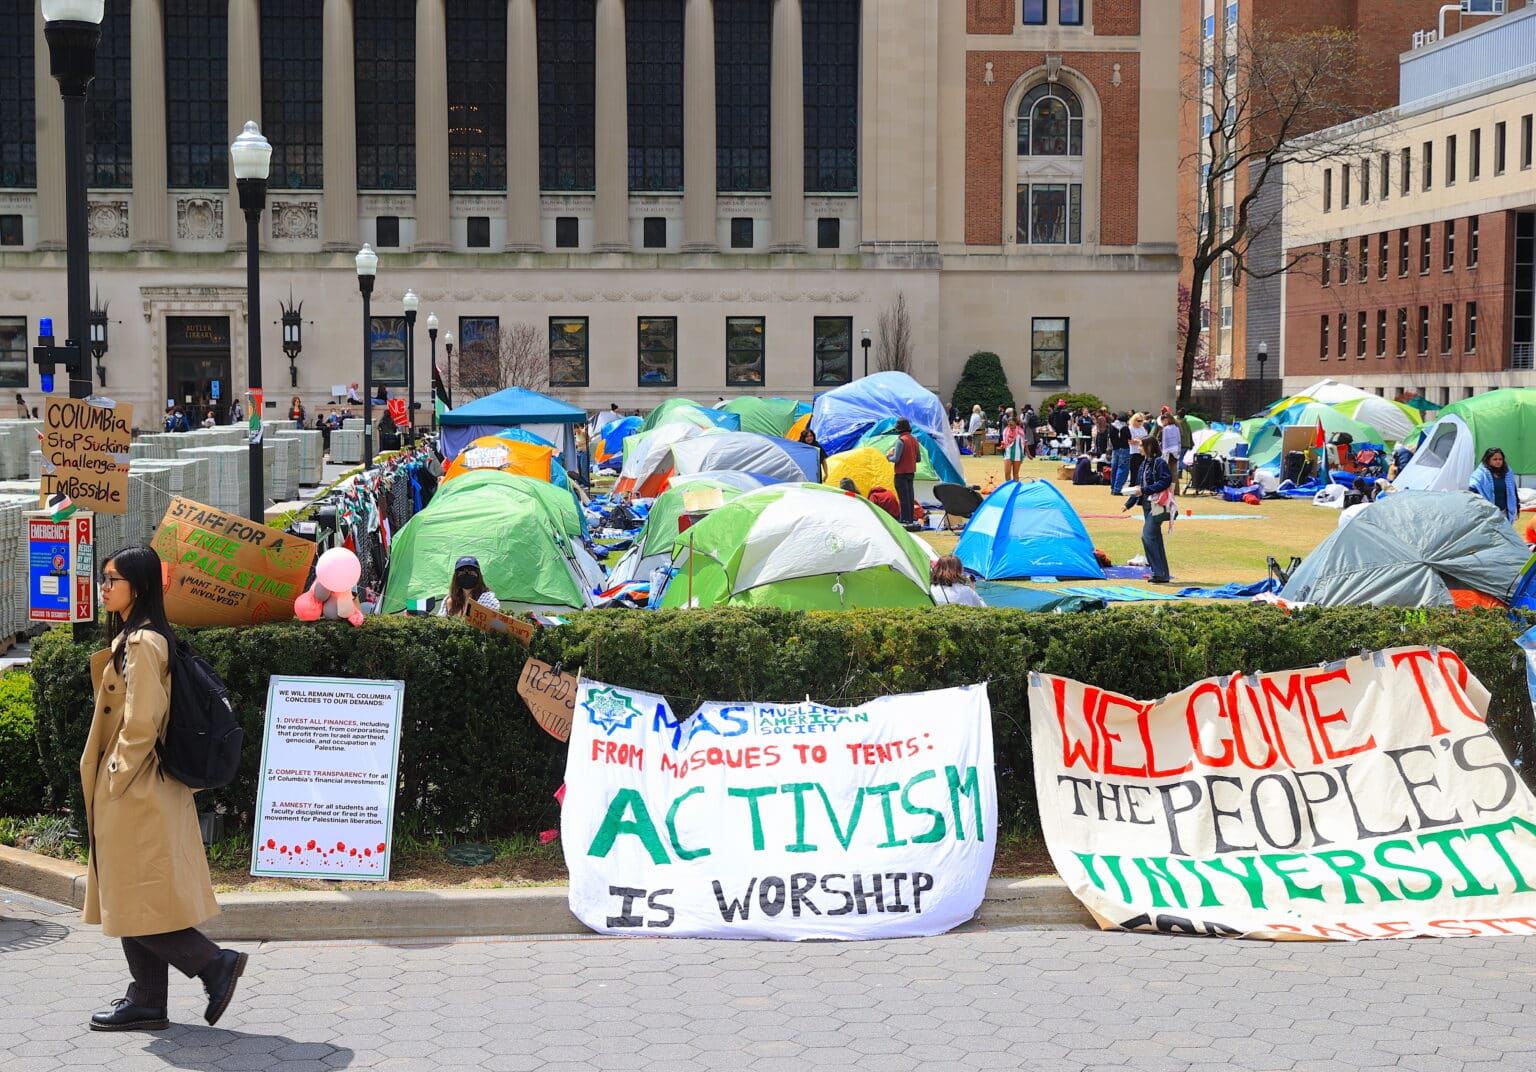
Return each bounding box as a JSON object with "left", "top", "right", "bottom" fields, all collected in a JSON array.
[
  {"left": 90, "top": 998, "right": 169, "bottom": 1032},
  {"left": 201, "top": 949, "right": 248, "bottom": 1026}
]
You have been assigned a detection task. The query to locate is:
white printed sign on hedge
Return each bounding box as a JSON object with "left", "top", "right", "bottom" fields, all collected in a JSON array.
[
  {"left": 562, "top": 680, "right": 996, "bottom": 940},
  {"left": 251, "top": 676, "right": 405, "bottom": 881},
  {"left": 1031, "top": 646, "right": 1536, "bottom": 940}
]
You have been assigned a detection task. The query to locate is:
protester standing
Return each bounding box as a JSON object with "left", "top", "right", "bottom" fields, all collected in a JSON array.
[
  {"left": 1469, "top": 446, "right": 1519, "bottom": 523},
  {"left": 82, "top": 545, "right": 246, "bottom": 1032},
  {"left": 288, "top": 396, "right": 306, "bottom": 428},
  {"left": 1122, "top": 439, "right": 1174, "bottom": 584},
  {"left": 891, "top": 418, "right": 921, "bottom": 530},
  {"left": 1021, "top": 404, "right": 1039, "bottom": 458},
  {"left": 1159, "top": 413, "right": 1184, "bottom": 495},
  {"left": 14, "top": 391, "right": 28, "bottom": 418},
  {"left": 799, "top": 427, "right": 828, "bottom": 482},
  {"left": 1108, "top": 413, "right": 1132, "bottom": 495},
  {"left": 966, "top": 405, "right": 986, "bottom": 455},
  {"left": 1000, "top": 417, "right": 1025, "bottom": 483}
]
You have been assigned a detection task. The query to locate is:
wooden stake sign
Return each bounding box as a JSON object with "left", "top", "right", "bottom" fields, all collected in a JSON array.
[
  {"left": 516, "top": 659, "right": 576, "bottom": 742},
  {"left": 464, "top": 600, "right": 536, "bottom": 647}
]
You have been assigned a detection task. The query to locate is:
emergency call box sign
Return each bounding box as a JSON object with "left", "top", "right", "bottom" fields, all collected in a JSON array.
[{"left": 28, "top": 514, "right": 94, "bottom": 623}]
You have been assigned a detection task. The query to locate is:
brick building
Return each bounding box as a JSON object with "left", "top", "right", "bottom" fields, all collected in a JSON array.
[
  {"left": 0, "top": 1, "right": 1179, "bottom": 431},
  {"left": 1281, "top": 7, "right": 1536, "bottom": 403},
  {"left": 1176, "top": 0, "right": 1519, "bottom": 394}
]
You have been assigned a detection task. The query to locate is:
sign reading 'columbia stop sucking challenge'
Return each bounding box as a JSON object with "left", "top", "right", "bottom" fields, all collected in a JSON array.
[
  {"left": 1031, "top": 648, "right": 1536, "bottom": 941},
  {"left": 152, "top": 497, "right": 317, "bottom": 627},
  {"left": 39, "top": 397, "right": 133, "bottom": 515}
]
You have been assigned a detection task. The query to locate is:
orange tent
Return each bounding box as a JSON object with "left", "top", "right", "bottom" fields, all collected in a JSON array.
[
  {"left": 442, "top": 435, "right": 557, "bottom": 483},
  {"left": 786, "top": 413, "right": 812, "bottom": 444}
]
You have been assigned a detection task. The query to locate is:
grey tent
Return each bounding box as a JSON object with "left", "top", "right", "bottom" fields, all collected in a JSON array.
[{"left": 1281, "top": 491, "right": 1530, "bottom": 607}]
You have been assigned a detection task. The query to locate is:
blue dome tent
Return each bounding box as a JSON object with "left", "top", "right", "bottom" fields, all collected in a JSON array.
[
  {"left": 438, "top": 386, "right": 588, "bottom": 467},
  {"left": 810, "top": 372, "right": 962, "bottom": 474},
  {"left": 954, "top": 480, "right": 1105, "bottom": 581}
]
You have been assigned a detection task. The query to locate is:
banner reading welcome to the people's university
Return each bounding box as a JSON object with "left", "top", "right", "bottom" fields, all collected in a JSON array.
[
  {"left": 1031, "top": 647, "right": 1536, "bottom": 940},
  {"left": 563, "top": 680, "right": 996, "bottom": 939}
]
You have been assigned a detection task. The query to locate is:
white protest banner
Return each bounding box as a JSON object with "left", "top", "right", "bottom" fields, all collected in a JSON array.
[
  {"left": 252, "top": 676, "right": 405, "bottom": 881},
  {"left": 562, "top": 681, "right": 996, "bottom": 940},
  {"left": 1031, "top": 646, "right": 1536, "bottom": 940}
]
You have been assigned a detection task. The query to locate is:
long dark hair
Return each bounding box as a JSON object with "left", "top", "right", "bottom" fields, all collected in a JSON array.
[
  {"left": 1481, "top": 446, "right": 1508, "bottom": 474},
  {"left": 445, "top": 563, "right": 491, "bottom": 616},
  {"left": 102, "top": 544, "right": 177, "bottom": 672}
]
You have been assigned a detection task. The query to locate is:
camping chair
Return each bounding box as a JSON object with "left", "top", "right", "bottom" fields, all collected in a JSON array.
[
  {"left": 1266, "top": 555, "right": 1303, "bottom": 586},
  {"left": 1187, "top": 454, "right": 1226, "bottom": 497},
  {"left": 933, "top": 483, "right": 984, "bottom": 531}
]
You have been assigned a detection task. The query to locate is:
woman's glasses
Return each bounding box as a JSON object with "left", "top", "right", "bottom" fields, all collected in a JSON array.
[{"left": 100, "top": 573, "right": 125, "bottom": 589}]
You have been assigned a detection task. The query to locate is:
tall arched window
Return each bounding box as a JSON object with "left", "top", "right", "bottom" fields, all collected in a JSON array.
[{"left": 1013, "top": 81, "right": 1087, "bottom": 246}]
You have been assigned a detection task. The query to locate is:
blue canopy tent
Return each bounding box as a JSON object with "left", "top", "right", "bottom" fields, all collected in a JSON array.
[
  {"left": 438, "top": 386, "right": 588, "bottom": 470},
  {"left": 954, "top": 480, "right": 1104, "bottom": 580}
]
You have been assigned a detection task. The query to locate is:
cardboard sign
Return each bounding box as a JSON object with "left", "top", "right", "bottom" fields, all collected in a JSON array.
[
  {"left": 151, "top": 497, "right": 317, "bottom": 626},
  {"left": 464, "top": 600, "right": 536, "bottom": 646},
  {"left": 251, "top": 676, "right": 406, "bottom": 881},
  {"left": 40, "top": 397, "right": 134, "bottom": 514},
  {"left": 562, "top": 681, "right": 996, "bottom": 940},
  {"left": 1031, "top": 648, "right": 1536, "bottom": 941},
  {"left": 517, "top": 658, "right": 576, "bottom": 742}
]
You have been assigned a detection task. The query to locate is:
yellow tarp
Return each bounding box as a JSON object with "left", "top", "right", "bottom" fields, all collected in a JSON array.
[{"left": 825, "top": 447, "right": 894, "bottom": 497}]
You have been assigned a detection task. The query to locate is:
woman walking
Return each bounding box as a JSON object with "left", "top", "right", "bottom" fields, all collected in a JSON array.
[
  {"left": 82, "top": 545, "right": 246, "bottom": 1031},
  {"left": 1122, "top": 438, "right": 1174, "bottom": 584}
]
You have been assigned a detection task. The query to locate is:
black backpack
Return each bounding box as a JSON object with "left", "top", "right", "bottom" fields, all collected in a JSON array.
[{"left": 156, "top": 638, "right": 243, "bottom": 790}]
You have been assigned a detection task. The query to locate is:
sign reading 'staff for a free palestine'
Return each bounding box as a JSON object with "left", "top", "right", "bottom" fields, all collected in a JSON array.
[
  {"left": 562, "top": 681, "right": 997, "bottom": 940},
  {"left": 152, "top": 497, "right": 317, "bottom": 626},
  {"left": 1031, "top": 647, "right": 1536, "bottom": 941}
]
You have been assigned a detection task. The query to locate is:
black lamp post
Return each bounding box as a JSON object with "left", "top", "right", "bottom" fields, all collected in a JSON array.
[
  {"left": 426, "top": 312, "right": 439, "bottom": 430},
  {"left": 89, "top": 295, "right": 108, "bottom": 387},
  {"left": 860, "top": 328, "right": 871, "bottom": 378},
  {"left": 280, "top": 293, "right": 303, "bottom": 389},
  {"left": 356, "top": 243, "right": 379, "bottom": 466},
  {"left": 402, "top": 289, "right": 418, "bottom": 445},
  {"left": 43, "top": 0, "right": 105, "bottom": 403},
  {"left": 1255, "top": 340, "right": 1269, "bottom": 407},
  {"left": 232, "top": 119, "right": 272, "bottom": 521},
  {"left": 444, "top": 330, "right": 455, "bottom": 408}
]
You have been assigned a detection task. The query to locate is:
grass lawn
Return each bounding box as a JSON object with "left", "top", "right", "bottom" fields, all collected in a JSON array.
[{"left": 918, "top": 456, "right": 1343, "bottom": 592}]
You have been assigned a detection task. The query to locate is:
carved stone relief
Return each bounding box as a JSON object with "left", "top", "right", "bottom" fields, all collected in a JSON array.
[
  {"left": 88, "top": 200, "right": 130, "bottom": 240},
  {"left": 269, "top": 200, "right": 319, "bottom": 241},
  {"left": 176, "top": 197, "right": 224, "bottom": 241}
]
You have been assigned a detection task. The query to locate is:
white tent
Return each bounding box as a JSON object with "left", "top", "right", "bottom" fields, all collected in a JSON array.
[{"left": 1294, "top": 379, "right": 1377, "bottom": 405}]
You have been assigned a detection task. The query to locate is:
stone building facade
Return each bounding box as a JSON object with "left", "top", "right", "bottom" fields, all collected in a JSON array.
[{"left": 0, "top": 0, "right": 1178, "bottom": 429}]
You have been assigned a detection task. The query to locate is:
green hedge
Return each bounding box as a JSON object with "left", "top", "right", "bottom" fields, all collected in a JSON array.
[
  {"left": 27, "top": 605, "right": 1536, "bottom": 837},
  {"left": 0, "top": 672, "right": 47, "bottom": 814}
]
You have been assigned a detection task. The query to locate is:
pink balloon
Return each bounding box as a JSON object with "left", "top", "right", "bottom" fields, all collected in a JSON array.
[
  {"left": 314, "top": 547, "right": 361, "bottom": 592},
  {"left": 293, "top": 590, "right": 324, "bottom": 621}
]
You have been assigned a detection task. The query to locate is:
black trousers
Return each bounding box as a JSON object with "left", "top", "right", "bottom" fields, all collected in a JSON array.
[
  {"left": 894, "top": 472, "right": 916, "bottom": 524},
  {"left": 122, "top": 928, "right": 220, "bottom": 1007}
]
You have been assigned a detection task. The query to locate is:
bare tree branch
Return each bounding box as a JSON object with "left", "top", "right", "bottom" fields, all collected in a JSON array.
[
  {"left": 458, "top": 321, "right": 550, "bottom": 401},
  {"left": 1176, "top": 21, "right": 1396, "bottom": 407},
  {"left": 875, "top": 292, "right": 913, "bottom": 374}
]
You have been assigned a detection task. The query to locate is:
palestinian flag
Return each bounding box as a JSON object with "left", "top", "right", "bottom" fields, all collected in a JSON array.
[
  {"left": 433, "top": 360, "right": 452, "bottom": 419},
  {"left": 46, "top": 490, "right": 76, "bottom": 521},
  {"left": 404, "top": 597, "right": 434, "bottom": 614}
]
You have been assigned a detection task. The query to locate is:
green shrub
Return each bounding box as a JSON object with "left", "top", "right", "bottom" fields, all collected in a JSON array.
[
  {"left": 1042, "top": 391, "right": 1107, "bottom": 413},
  {"left": 0, "top": 672, "right": 47, "bottom": 815},
  {"left": 951, "top": 352, "right": 1014, "bottom": 420},
  {"left": 28, "top": 606, "right": 1536, "bottom": 839}
]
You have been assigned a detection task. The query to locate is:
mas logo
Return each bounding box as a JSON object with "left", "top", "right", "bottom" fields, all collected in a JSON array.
[{"left": 584, "top": 687, "right": 641, "bottom": 735}]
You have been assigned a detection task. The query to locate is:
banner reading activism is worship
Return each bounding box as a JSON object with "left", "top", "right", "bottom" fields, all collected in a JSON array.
[
  {"left": 563, "top": 681, "right": 996, "bottom": 940},
  {"left": 1031, "top": 648, "right": 1536, "bottom": 940}
]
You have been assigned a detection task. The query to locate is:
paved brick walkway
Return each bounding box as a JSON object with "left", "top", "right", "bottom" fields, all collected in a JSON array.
[{"left": 4, "top": 887, "right": 1536, "bottom": 1071}]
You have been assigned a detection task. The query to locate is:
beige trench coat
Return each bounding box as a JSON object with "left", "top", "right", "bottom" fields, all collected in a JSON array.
[{"left": 80, "top": 630, "right": 220, "bottom": 938}]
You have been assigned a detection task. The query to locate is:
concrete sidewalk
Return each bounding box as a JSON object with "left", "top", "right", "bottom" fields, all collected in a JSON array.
[{"left": 0, "top": 844, "right": 1091, "bottom": 940}]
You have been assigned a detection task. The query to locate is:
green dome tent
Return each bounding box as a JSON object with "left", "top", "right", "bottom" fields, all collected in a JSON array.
[
  {"left": 381, "top": 470, "right": 601, "bottom": 613},
  {"left": 721, "top": 396, "right": 812, "bottom": 437},
  {"left": 657, "top": 484, "right": 934, "bottom": 610},
  {"left": 638, "top": 398, "right": 740, "bottom": 435},
  {"left": 1246, "top": 402, "right": 1382, "bottom": 471}
]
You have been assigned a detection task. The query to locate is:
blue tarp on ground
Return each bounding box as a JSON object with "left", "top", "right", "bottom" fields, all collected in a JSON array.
[
  {"left": 954, "top": 480, "right": 1105, "bottom": 580},
  {"left": 973, "top": 582, "right": 1106, "bottom": 613},
  {"left": 1174, "top": 578, "right": 1281, "bottom": 599}
]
